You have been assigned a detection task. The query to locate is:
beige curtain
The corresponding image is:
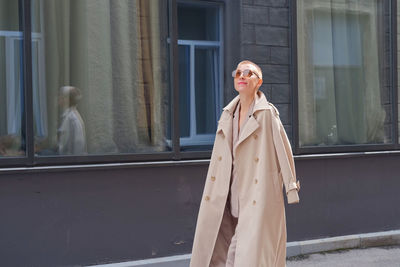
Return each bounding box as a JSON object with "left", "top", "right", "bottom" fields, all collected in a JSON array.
[
  {"left": 40, "top": 0, "right": 168, "bottom": 154},
  {"left": 0, "top": 0, "right": 19, "bottom": 31},
  {"left": 297, "top": 0, "right": 387, "bottom": 146}
]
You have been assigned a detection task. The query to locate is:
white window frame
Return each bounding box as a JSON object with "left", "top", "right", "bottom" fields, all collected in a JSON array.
[
  {"left": 178, "top": 4, "right": 223, "bottom": 147},
  {"left": 1, "top": 0, "right": 47, "bottom": 138}
]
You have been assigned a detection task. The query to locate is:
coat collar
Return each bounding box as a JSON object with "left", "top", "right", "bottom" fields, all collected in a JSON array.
[
  {"left": 217, "top": 91, "right": 271, "bottom": 156},
  {"left": 222, "top": 90, "right": 270, "bottom": 116}
]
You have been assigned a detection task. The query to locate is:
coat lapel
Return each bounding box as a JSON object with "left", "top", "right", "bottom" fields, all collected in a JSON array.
[
  {"left": 217, "top": 116, "right": 233, "bottom": 154},
  {"left": 233, "top": 115, "right": 260, "bottom": 156},
  {"left": 234, "top": 91, "right": 270, "bottom": 156},
  {"left": 217, "top": 91, "right": 271, "bottom": 157},
  {"left": 216, "top": 95, "right": 240, "bottom": 154}
]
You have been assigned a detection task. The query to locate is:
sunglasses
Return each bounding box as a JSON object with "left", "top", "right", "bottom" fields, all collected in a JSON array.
[{"left": 232, "top": 69, "right": 260, "bottom": 79}]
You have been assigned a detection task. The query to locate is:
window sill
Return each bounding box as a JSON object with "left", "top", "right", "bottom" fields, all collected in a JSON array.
[{"left": 294, "top": 150, "right": 400, "bottom": 160}]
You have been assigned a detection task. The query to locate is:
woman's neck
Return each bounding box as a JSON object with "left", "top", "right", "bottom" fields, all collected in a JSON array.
[{"left": 239, "top": 92, "right": 256, "bottom": 113}]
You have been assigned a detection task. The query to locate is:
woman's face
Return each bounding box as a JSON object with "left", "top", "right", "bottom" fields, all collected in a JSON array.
[{"left": 233, "top": 63, "right": 262, "bottom": 95}]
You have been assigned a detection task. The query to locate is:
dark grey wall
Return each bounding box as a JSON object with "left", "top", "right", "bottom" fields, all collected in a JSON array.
[
  {"left": 0, "top": 164, "right": 206, "bottom": 267},
  {"left": 1, "top": 154, "right": 399, "bottom": 266},
  {"left": 239, "top": 0, "right": 292, "bottom": 140},
  {"left": 287, "top": 153, "right": 400, "bottom": 240}
]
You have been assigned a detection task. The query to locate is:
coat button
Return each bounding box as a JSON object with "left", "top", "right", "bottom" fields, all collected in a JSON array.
[
  {"left": 205, "top": 196, "right": 210, "bottom": 201},
  {"left": 218, "top": 156, "right": 222, "bottom": 161},
  {"left": 254, "top": 134, "right": 258, "bottom": 140},
  {"left": 254, "top": 157, "right": 259, "bottom": 162},
  {"left": 253, "top": 200, "right": 256, "bottom": 205},
  {"left": 211, "top": 176, "right": 216, "bottom": 181},
  {"left": 254, "top": 179, "right": 258, "bottom": 184}
]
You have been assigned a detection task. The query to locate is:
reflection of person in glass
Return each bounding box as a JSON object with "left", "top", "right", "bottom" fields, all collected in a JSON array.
[
  {"left": 58, "top": 86, "right": 86, "bottom": 155},
  {"left": 190, "top": 60, "right": 300, "bottom": 267}
]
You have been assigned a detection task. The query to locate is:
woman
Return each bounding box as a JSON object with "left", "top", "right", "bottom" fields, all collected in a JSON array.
[
  {"left": 190, "top": 60, "right": 300, "bottom": 267},
  {"left": 58, "top": 86, "right": 87, "bottom": 155}
]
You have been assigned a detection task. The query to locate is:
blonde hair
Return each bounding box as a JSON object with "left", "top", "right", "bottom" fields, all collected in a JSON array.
[
  {"left": 60, "top": 86, "right": 82, "bottom": 107},
  {"left": 237, "top": 60, "right": 263, "bottom": 80}
]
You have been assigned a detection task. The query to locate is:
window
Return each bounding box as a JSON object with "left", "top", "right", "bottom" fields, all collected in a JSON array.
[
  {"left": 0, "top": 0, "right": 25, "bottom": 157},
  {"left": 296, "top": 0, "right": 393, "bottom": 149},
  {"left": 32, "top": 0, "right": 171, "bottom": 156},
  {"left": 178, "top": 2, "right": 223, "bottom": 150},
  {"left": 0, "top": 0, "right": 227, "bottom": 166}
]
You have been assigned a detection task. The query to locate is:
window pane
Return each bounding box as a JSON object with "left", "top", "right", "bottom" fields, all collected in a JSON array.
[
  {"left": 0, "top": 0, "right": 19, "bottom": 31},
  {"left": 297, "top": 0, "right": 392, "bottom": 147},
  {"left": 32, "top": 0, "right": 171, "bottom": 156},
  {"left": 179, "top": 45, "right": 191, "bottom": 138},
  {"left": 178, "top": 46, "right": 219, "bottom": 138},
  {"left": 178, "top": 4, "right": 219, "bottom": 41},
  {"left": 178, "top": 3, "right": 222, "bottom": 150},
  {"left": 0, "top": 0, "right": 25, "bottom": 157},
  {"left": 195, "top": 47, "right": 218, "bottom": 135}
]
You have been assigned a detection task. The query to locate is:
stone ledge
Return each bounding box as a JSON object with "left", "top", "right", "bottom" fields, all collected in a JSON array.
[{"left": 287, "top": 229, "right": 400, "bottom": 257}]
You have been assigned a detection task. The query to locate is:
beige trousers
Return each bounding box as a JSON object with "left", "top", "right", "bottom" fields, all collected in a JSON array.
[{"left": 226, "top": 217, "right": 238, "bottom": 267}]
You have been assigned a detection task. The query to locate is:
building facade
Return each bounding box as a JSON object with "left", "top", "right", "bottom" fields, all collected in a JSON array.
[{"left": 0, "top": 0, "right": 399, "bottom": 266}]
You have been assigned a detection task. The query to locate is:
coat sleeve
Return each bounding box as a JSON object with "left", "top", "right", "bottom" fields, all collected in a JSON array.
[{"left": 271, "top": 106, "right": 300, "bottom": 204}]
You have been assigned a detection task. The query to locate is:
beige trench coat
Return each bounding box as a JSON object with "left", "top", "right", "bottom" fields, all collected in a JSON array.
[{"left": 190, "top": 91, "right": 300, "bottom": 267}]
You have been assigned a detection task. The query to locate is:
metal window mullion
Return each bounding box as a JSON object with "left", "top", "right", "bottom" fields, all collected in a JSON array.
[
  {"left": 37, "top": 0, "right": 47, "bottom": 139},
  {"left": 0, "top": 31, "right": 23, "bottom": 37},
  {"left": 21, "top": 0, "right": 34, "bottom": 165},
  {"left": 214, "top": 48, "right": 219, "bottom": 123},
  {"left": 169, "top": 0, "right": 180, "bottom": 159},
  {"left": 218, "top": 4, "right": 223, "bottom": 121},
  {"left": 177, "top": 39, "right": 220, "bottom": 46},
  {"left": 391, "top": 0, "right": 399, "bottom": 147},
  {"left": 290, "top": 0, "right": 300, "bottom": 153},
  {"left": 190, "top": 44, "right": 196, "bottom": 138},
  {"left": 5, "top": 38, "right": 15, "bottom": 124}
]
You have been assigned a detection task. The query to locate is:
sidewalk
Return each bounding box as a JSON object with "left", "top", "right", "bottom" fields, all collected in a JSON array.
[
  {"left": 90, "top": 246, "right": 400, "bottom": 267},
  {"left": 287, "top": 245, "right": 400, "bottom": 267},
  {"left": 89, "top": 230, "right": 400, "bottom": 267}
]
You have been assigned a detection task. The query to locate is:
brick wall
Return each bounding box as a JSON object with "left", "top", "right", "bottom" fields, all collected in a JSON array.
[{"left": 240, "top": 0, "right": 293, "bottom": 142}]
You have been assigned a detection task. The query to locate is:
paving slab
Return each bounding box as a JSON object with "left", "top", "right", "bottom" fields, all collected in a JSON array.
[{"left": 287, "top": 246, "right": 400, "bottom": 267}]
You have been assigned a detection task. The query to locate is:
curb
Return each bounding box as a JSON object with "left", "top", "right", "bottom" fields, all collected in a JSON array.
[
  {"left": 88, "top": 254, "right": 191, "bottom": 267},
  {"left": 286, "top": 229, "right": 400, "bottom": 257},
  {"left": 88, "top": 229, "right": 400, "bottom": 267}
]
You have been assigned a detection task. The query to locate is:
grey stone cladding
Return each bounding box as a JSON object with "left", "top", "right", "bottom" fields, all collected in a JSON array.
[{"left": 240, "top": 0, "right": 293, "bottom": 144}]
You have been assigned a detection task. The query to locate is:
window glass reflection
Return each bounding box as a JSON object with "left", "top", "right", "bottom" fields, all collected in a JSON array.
[
  {"left": 297, "top": 0, "right": 392, "bottom": 147},
  {"left": 0, "top": 0, "right": 25, "bottom": 157},
  {"left": 178, "top": 4, "right": 219, "bottom": 41},
  {"left": 32, "top": 0, "right": 171, "bottom": 156}
]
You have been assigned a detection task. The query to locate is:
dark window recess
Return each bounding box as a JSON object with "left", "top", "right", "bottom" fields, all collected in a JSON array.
[{"left": 178, "top": 2, "right": 223, "bottom": 151}]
